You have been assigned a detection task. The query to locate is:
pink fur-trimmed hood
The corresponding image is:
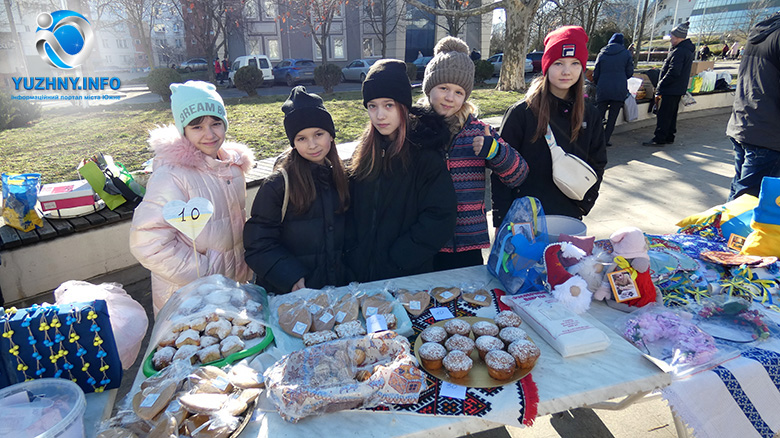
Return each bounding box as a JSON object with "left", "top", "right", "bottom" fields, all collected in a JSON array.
[{"left": 148, "top": 124, "right": 255, "bottom": 174}]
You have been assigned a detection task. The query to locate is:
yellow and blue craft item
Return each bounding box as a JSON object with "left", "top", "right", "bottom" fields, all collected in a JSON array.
[
  {"left": 487, "top": 197, "right": 549, "bottom": 294},
  {"left": 741, "top": 177, "right": 780, "bottom": 257},
  {"left": 676, "top": 194, "right": 757, "bottom": 248},
  {"left": 0, "top": 300, "right": 121, "bottom": 393}
]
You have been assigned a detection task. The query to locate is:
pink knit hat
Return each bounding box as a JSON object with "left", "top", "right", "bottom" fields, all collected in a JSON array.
[{"left": 609, "top": 227, "right": 649, "bottom": 261}]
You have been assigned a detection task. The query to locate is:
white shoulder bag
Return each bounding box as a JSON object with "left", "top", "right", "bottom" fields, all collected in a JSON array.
[
  {"left": 545, "top": 125, "right": 598, "bottom": 201},
  {"left": 279, "top": 168, "right": 290, "bottom": 221}
]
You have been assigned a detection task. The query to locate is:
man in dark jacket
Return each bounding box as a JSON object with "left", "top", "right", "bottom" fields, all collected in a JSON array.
[
  {"left": 643, "top": 22, "right": 694, "bottom": 146},
  {"left": 726, "top": 13, "right": 780, "bottom": 200},
  {"left": 594, "top": 33, "right": 634, "bottom": 146}
]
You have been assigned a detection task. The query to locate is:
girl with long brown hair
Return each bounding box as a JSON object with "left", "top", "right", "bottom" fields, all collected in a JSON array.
[
  {"left": 244, "top": 86, "right": 350, "bottom": 293},
  {"left": 492, "top": 26, "right": 608, "bottom": 222},
  {"left": 346, "top": 59, "right": 457, "bottom": 282}
]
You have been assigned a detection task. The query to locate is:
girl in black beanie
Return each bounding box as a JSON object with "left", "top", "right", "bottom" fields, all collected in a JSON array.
[
  {"left": 346, "top": 59, "right": 457, "bottom": 282},
  {"left": 244, "top": 86, "right": 350, "bottom": 293}
]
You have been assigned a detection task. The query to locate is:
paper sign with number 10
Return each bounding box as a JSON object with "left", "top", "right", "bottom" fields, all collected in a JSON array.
[{"left": 162, "top": 197, "right": 214, "bottom": 240}]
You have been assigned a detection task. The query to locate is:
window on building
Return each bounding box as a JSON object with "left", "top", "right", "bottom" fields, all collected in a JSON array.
[
  {"left": 362, "top": 38, "right": 375, "bottom": 57},
  {"left": 332, "top": 37, "right": 345, "bottom": 59},
  {"left": 248, "top": 40, "right": 262, "bottom": 54},
  {"left": 173, "top": 24, "right": 179, "bottom": 32},
  {"left": 263, "top": 0, "right": 278, "bottom": 18},
  {"left": 106, "top": 55, "right": 112, "bottom": 63},
  {"left": 268, "top": 39, "right": 281, "bottom": 59},
  {"left": 103, "top": 39, "right": 110, "bottom": 48},
  {"left": 176, "top": 39, "right": 182, "bottom": 48},
  {"left": 245, "top": 0, "right": 258, "bottom": 18}
]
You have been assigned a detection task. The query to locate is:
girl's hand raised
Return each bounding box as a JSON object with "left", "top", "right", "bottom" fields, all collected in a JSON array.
[{"left": 472, "top": 125, "right": 491, "bottom": 156}]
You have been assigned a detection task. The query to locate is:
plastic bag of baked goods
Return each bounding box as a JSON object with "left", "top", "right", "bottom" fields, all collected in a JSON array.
[
  {"left": 145, "top": 275, "right": 271, "bottom": 375},
  {"left": 264, "top": 331, "right": 425, "bottom": 422}
]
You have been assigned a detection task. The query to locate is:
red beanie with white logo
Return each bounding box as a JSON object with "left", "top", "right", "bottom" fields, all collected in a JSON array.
[{"left": 542, "top": 26, "right": 589, "bottom": 75}]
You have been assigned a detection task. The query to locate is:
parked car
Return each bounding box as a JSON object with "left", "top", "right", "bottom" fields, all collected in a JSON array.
[
  {"left": 527, "top": 51, "right": 544, "bottom": 73},
  {"left": 341, "top": 59, "right": 377, "bottom": 82},
  {"left": 228, "top": 55, "right": 273, "bottom": 87},
  {"left": 487, "top": 53, "right": 533, "bottom": 76},
  {"left": 273, "top": 59, "right": 316, "bottom": 86},
  {"left": 412, "top": 56, "right": 432, "bottom": 79},
  {"left": 180, "top": 58, "right": 208, "bottom": 73}
]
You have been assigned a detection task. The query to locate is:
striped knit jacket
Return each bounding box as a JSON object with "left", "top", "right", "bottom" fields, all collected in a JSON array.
[{"left": 440, "top": 113, "right": 529, "bottom": 252}]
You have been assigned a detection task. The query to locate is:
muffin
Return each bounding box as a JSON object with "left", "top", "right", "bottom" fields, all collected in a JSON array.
[
  {"left": 499, "top": 326, "right": 528, "bottom": 346},
  {"left": 485, "top": 350, "right": 517, "bottom": 380},
  {"left": 475, "top": 335, "right": 504, "bottom": 361},
  {"left": 472, "top": 320, "right": 499, "bottom": 337},
  {"left": 508, "top": 339, "right": 541, "bottom": 368},
  {"left": 443, "top": 350, "right": 473, "bottom": 379},
  {"left": 445, "top": 334, "right": 475, "bottom": 356},
  {"left": 418, "top": 342, "right": 447, "bottom": 370},
  {"left": 494, "top": 310, "right": 523, "bottom": 328},
  {"left": 420, "top": 325, "right": 448, "bottom": 344},
  {"left": 444, "top": 319, "right": 471, "bottom": 336}
]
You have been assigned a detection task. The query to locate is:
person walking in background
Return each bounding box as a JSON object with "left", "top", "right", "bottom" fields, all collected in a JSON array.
[
  {"left": 493, "top": 26, "right": 607, "bottom": 222},
  {"left": 418, "top": 36, "right": 529, "bottom": 271},
  {"left": 643, "top": 22, "right": 694, "bottom": 146},
  {"left": 726, "top": 13, "right": 780, "bottom": 200},
  {"left": 214, "top": 58, "right": 223, "bottom": 84},
  {"left": 729, "top": 42, "right": 741, "bottom": 60},
  {"left": 221, "top": 58, "right": 230, "bottom": 81},
  {"left": 722, "top": 42, "right": 730, "bottom": 59},
  {"left": 129, "top": 81, "right": 254, "bottom": 315},
  {"left": 345, "top": 59, "right": 456, "bottom": 282},
  {"left": 244, "top": 86, "right": 351, "bottom": 293},
  {"left": 593, "top": 33, "right": 634, "bottom": 146}
]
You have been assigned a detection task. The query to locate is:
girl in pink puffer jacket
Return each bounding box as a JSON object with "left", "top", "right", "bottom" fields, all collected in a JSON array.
[{"left": 130, "top": 81, "right": 254, "bottom": 315}]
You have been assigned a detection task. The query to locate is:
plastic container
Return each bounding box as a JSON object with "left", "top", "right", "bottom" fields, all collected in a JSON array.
[
  {"left": 544, "top": 215, "right": 587, "bottom": 242},
  {"left": 0, "top": 379, "right": 86, "bottom": 438}
]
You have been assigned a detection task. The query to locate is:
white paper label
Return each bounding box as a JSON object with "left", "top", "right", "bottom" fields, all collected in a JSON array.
[
  {"left": 292, "top": 321, "right": 308, "bottom": 335},
  {"left": 335, "top": 311, "right": 347, "bottom": 323},
  {"left": 140, "top": 393, "right": 160, "bottom": 408},
  {"left": 474, "top": 294, "right": 487, "bottom": 302},
  {"left": 429, "top": 307, "right": 455, "bottom": 320},
  {"left": 366, "top": 314, "right": 387, "bottom": 333},
  {"left": 409, "top": 300, "right": 421, "bottom": 310},
  {"left": 365, "top": 306, "right": 378, "bottom": 317},
  {"left": 439, "top": 382, "right": 467, "bottom": 399},
  {"left": 214, "top": 376, "right": 230, "bottom": 391},
  {"left": 309, "top": 304, "right": 322, "bottom": 314},
  {"left": 439, "top": 291, "right": 453, "bottom": 300},
  {"left": 319, "top": 312, "right": 334, "bottom": 324}
]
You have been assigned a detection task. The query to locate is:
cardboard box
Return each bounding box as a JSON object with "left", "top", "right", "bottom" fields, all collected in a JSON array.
[
  {"left": 690, "top": 61, "right": 714, "bottom": 76},
  {"left": 38, "top": 180, "right": 96, "bottom": 211}
]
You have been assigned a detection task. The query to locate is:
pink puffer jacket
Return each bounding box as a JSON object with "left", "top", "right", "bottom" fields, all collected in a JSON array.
[{"left": 129, "top": 125, "right": 255, "bottom": 315}]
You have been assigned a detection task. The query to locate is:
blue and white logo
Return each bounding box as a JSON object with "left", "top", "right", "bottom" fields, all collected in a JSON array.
[{"left": 35, "top": 10, "right": 94, "bottom": 69}]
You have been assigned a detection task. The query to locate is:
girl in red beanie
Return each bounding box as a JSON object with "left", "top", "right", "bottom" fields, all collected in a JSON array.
[{"left": 492, "top": 25, "right": 608, "bottom": 223}]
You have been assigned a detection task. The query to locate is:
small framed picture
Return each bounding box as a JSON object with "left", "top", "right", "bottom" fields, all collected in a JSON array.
[
  {"left": 512, "top": 222, "right": 535, "bottom": 241},
  {"left": 608, "top": 269, "right": 641, "bottom": 303},
  {"left": 727, "top": 233, "right": 746, "bottom": 251}
]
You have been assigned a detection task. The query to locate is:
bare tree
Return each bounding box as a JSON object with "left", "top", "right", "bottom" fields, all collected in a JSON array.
[
  {"left": 431, "top": 0, "right": 473, "bottom": 37},
  {"left": 363, "top": 0, "right": 405, "bottom": 57},
  {"left": 404, "top": 0, "right": 542, "bottom": 91},
  {"left": 277, "top": 0, "right": 346, "bottom": 65},
  {"left": 736, "top": 0, "right": 773, "bottom": 40},
  {"left": 170, "top": 0, "right": 236, "bottom": 81},
  {"left": 106, "top": 0, "right": 162, "bottom": 69}
]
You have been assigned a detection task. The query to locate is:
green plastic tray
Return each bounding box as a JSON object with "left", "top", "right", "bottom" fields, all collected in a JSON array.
[{"left": 142, "top": 327, "right": 274, "bottom": 377}]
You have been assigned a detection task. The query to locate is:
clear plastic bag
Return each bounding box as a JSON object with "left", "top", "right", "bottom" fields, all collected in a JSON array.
[
  {"left": 487, "top": 197, "right": 549, "bottom": 294},
  {"left": 54, "top": 280, "right": 148, "bottom": 370},
  {"left": 264, "top": 331, "right": 425, "bottom": 422}
]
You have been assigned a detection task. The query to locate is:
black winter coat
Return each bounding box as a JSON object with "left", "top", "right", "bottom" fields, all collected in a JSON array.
[
  {"left": 493, "top": 96, "right": 608, "bottom": 224},
  {"left": 726, "top": 13, "right": 780, "bottom": 151},
  {"left": 244, "top": 161, "right": 347, "bottom": 294},
  {"left": 345, "top": 109, "right": 457, "bottom": 283},
  {"left": 593, "top": 42, "right": 634, "bottom": 102},
  {"left": 656, "top": 39, "right": 695, "bottom": 96}
]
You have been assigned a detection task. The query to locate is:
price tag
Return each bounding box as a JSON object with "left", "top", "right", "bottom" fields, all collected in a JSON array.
[
  {"left": 213, "top": 376, "right": 230, "bottom": 391},
  {"left": 335, "top": 311, "right": 347, "bottom": 323},
  {"left": 474, "top": 294, "right": 487, "bottom": 302},
  {"left": 319, "top": 312, "right": 334, "bottom": 324},
  {"left": 409, "top": 300, "right": 421, "bottom": 310},
  {"left": 439, "top": 382, "right": 467, "bottom": 399},
  {"left": 309, "top": 304, "right": 323, "bottom": 314},
  {"left": 365, "top": 306, "right": 378, "bottom": 317},
  {"left": 140, "top": 393, "right": 160, "bottom": 408},
  {"left": 162, "top": 197, "right": 214, "bottom": 240},
  {"left": 292, "top": 321, "right": 308, "bottom": 335},
  {"left": 429, "top": 307, "right": 455, "bottom": 320},
  {"left": 439, "top": 291, "right": 453, "bottom": 300},
  {"left": 366, "top": 314, "right": 387, "bottom": 333}
]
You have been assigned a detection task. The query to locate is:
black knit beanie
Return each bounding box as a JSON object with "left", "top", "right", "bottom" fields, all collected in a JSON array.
[
  {"left": 362, "top": 59, "right": 412, "bottom": 110},
  {"left": 281, "top": 86, "right": 336, "bottom": 147}
]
